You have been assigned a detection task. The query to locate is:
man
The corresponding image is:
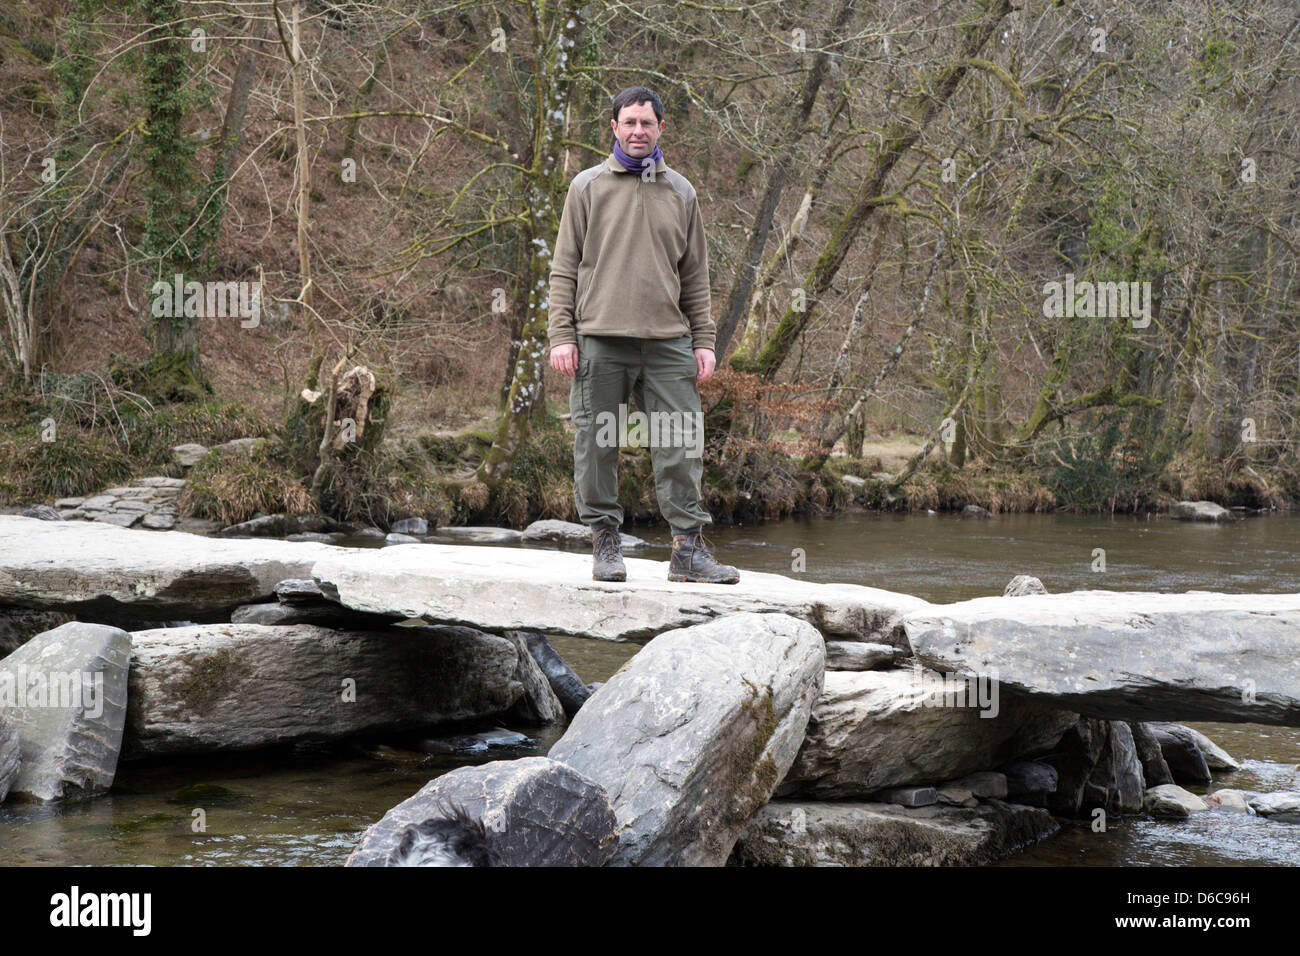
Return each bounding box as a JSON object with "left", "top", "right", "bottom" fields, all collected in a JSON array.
[{"left": 547, "top": 86, "right": 739, "bottom": 585}]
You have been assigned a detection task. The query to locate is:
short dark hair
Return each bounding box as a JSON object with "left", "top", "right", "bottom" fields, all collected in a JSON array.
[{"left": 611, "top": 87, "right": 663, "bottom": 124}]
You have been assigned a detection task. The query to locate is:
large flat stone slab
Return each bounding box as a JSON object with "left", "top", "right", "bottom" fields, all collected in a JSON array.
[
  {"left": 0, "top": 515, "right": 354, "bottom": 622},
  {"left": 123, "top": 623, "right": 526, "bottom": 757},
  {"left": 548, "top": 613, "right": 826, "bottom": 866},
  {"left": 903, "top": 591, "right": 1300, "bottom": 725},
  {"left": 311, "top": 542, "right": 929, "bottom": 643}
]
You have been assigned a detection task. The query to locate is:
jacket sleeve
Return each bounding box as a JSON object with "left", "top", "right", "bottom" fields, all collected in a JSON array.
[
  {"left": 678, "top": 195, "right": 715, "bottom": 351},
  {"left": 547, "top": 180, "right": 586, "bottom": 349}
]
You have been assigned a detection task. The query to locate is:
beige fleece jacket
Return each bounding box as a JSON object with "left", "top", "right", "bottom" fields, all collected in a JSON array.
[{"left": 547, "top": 153, "right": 714, "bottom": 351}]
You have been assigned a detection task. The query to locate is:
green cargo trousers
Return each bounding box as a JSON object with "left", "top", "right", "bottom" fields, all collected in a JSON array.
[{"left": 570, "top": 333, "right": 713, "bottom": 534}]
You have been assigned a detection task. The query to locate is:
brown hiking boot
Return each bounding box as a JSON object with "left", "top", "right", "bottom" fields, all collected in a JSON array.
[
  {"left": 591, "top": 523, "right": 626, "bottom": 582},
  {"left": 668, "top": 530, "right": 740, "bottom": 584}
]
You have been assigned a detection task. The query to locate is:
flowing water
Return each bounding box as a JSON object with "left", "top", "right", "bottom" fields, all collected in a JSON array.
[{"left": 2, "top": 512, "right": 1297, "bottom": 865}]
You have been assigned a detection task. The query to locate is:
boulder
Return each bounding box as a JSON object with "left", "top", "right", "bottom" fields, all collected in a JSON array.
[
  {"left": 311, "top": 541, "right": 929, "bottom": 644},
  {"left": 19, "top": 505, "right": 62, "bottom": 521},
  {"left": 385, "top": 533, "right": 420, "bottom": 545},
  {"left": 1170, "top": 500, "right": 1235, "bottom": 522},
  {"left": 1147, "top": 723, "right": 1212, "bottom": 784},
  {"left": 548, "top": 613, "right": 825, "bottom": 866},
  {"left": 1129, "top": 721, "right": 1174, "bottom": 786},
  {"left": 0, "top": 621, "right": 131, "bottom": 801},
  {"left": 1206, "top": 789, "right": 1254, "bottom": 814},
  {"left": 780, "top": 668, "right": 1078, "bottom": 798},
  {"left": 1144, "top": 784, "right": 1209, "bottom": 817},
  {"left": 1248, "top": 791, "right": 1300, "bottom": 823},
  {"left": 1149, "top": 721, "right": 1239, "bottom": 771},
  {"left": 1000, "top": 759, "right": 1058, "bottom": 805},
  {"left": 123, "top": 623, "right": 527, "bottom": 757},
  {"left": 729, "top": 799, "right": 1059, "bottom": 867},
  {"left": 1003, "top": 575, "right": 1047, "bottom": 596},
  {"left": 903, "top": 590, "right": 1300, "bottom": 725},
  {"left": 824, "top": 641, "right": 901, "bottom": 671},
  {"left": 390, "top": 517, "right": 429, "bottom": 536},
  {"left": 522, "top": 519, "right": 647, "bottom": 550},
  {"left": 962, "top": 504, "right": 993, "bottom": 519},
  {"left": 0, "top": 516, "right": 350, "bottom": 621},
  {"left": 513, "top": 632, "right": 591, "bottom": 718},
  {"left": 346, "top": 757, "right": 618, "bottom": 866},
  {"left": 172, "top": 443, "right": 209, "bottom": 467},
  {"left": 1041, "top": 718, "right": 1145, "bottom": 816},
  {"left": 0, "top": 712, "right": 18, "bottom": 802},
  {"left": 502, "top": 633, "right": 564, "bottom": 725},
  {"left": 885, "top": 786, "right": 937, "bottom": 808}
]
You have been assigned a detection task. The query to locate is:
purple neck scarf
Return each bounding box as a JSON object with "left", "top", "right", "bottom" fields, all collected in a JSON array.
[{"left": 613, "top": 139, "right": 663, "bottom": 174}]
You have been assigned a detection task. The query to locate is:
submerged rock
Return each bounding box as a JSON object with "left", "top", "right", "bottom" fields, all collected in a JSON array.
[
  {"left": 346, "top": 757, "right": 618, "bottom": 866},
  {"left": 1249, "top": 791, "right": 1300, "bottom": 823},
  {"left": 729, "top": 799, "right": 1059, "bottom": 867},
  {"left": 0, "top": 621, "right": 131, "bottom": 801},
  {"left": 548, "top": 612, "right": 825, "bottom": 866},
  {"left": 1170, "top": 500, "right": 1235, "bottom": 522},
  {"left": 1144, "top": 784, "right": 1209, "bottom": 817}
]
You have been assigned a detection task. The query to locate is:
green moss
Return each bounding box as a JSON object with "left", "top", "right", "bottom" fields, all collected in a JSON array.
[{"left": 173, "top": 647, "right": 252, "bottom": 714}]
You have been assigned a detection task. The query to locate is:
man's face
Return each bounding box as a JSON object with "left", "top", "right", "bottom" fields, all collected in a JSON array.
[{"left": 612, "top": 101, "right": 664, "bottom": 159}]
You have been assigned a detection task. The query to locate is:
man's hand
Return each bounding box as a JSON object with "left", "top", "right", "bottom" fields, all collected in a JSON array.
[
  {"left": 694, "top": 347, "right": 716, "bottom": 383},
  {"left": 550, "top": 343, "right": 579, "bottom": 378}
]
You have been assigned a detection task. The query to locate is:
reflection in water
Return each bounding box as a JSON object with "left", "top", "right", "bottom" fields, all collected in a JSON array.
[{"left": 2, "top": 513, "right": 1297, "bottom": 865}]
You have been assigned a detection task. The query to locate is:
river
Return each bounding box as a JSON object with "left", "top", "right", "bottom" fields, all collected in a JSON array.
[{"left": 2, "top": 512, "right": 1297, "bottom": 865}]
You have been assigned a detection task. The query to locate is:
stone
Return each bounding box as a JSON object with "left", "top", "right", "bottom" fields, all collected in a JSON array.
[
  {"left": 1170, "top": 500, "right": 1235, "bottom": 522},
  {"left": 503, "top": 633, "right": 564, "bottom": 725},
  {"left": 1042, "top": 718, "right": 1145, "bottom": 816},
  {"left": 218, "top": 513, "right": 330, "bottom": 538},
  {"left": 522, "top": 519, "right": 647, "bottom": 550},
  {"left": 311, "top": 542, "right": 929, "bottom": 644},
  {"left": 135, "top": 477, "right": 186, "bottom": 489},
  {"left": 1150, "top": 721, "right": 1240, "bottom": 771},
  {"left": 419, "top": 729, "right": 534, "bottom": 754},
  {"left": 729, "top": 799, "right": 1059, "bottom": 867},
  {"left": 0, "top": 711, "right": 18, "bottom": 802},
  {"left": 274, "top": 579, "right": 328, "bottom": 603},
  {"left": 433, "top": 527, "right": 524, "bottom": 544},
  {"left": 385, "top": 533, "right": 420, "bottom": 545},
  {"left": 94, "top": 512, "right": 139, "bottom": 528},
  {"left": 1206, "top": 789, "right": 1254, "bottom": 814},
  {"left": 176, "top": 518, "right": 223, "bottom": 535},
  {"left": 1003, "top": 575, "right": 1047, "bottom": 596},
  {"left": 111, "top": 500, "right": 153, "bottom": 513},
  {"left": 1247, "top": 791, "right": 1300, "bottom": 823},
  {"left": 512, "top": 632, "right": 591, "bottom": 717},
  {"left": 903, "top": 590, "right": 1300, "bottom": 725},
  {"left": 962, "top": 504, "right": 992, "bottom": 519},
  {"left": 548, "top": 613, "right": 826, "bottom": 866},
  {"left": 123, "top": 623, "right": 526, "bottom": 757},
  {"left": 54, "top": 498, "right": 85, "bottom": 509},
  {"left": 842, "top": 474, "right": 866, "bottom": 488},
  {"left": 1144, "top": 784, "right": 1209, "bottom": 817},
  {"left": 1129, "top": 721, "right": 1174, "bottom": 787},
  {"left": 228, "top": 601, "right": 402, "bottom": 629},
  {"left": 286, "top": 532, "right": 334, "bottom": 543},
  {"left": 19, "top": 505, "right": 63, "bottom": 521},
  {"left": 210, "top": 437, "right": 268, "bottom": 456},
  {"left": 141, "top": 514, "right": 176, "bottom": 530},
  {"left": 936, "top": 787, "right": 977, "bottom": 808},
  {"left": 0, "top": 516, "right": 350, "bottom": 621},
  {"left": 824, "top": 641, "right": 901, "bottom": 671},
  {"left": 950, "top": 770, "right": 1008, "bottom": 798},
  {"left": 0, "top": 609, "right": 75, "bottom": 656},
  {"left": 172, "top": 444, "right": 209, "bottom": 467},
  {"left": 780, "top": 669, "right": 1078, "bottom": 799},
  {"left": 1000, "top": 760, "right": 1058, "bottom": 804},
  {"left": 0, "top": 621, "right": 131, "bottom": 801},
  {"left": 346, "top": 757, "right": 619, "bottom": 867},
  {"left": 80, "top": 496, "right": 117, "bottom": 511},
  {"left": 1147, "top": 723, "right": 1212, "bottom": 784},
  {"left": 885, "top": 786, "right": 938, "bottom": 807},
  {"left": 390, "top": 517, "right": 429, "bottom": 535}
]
